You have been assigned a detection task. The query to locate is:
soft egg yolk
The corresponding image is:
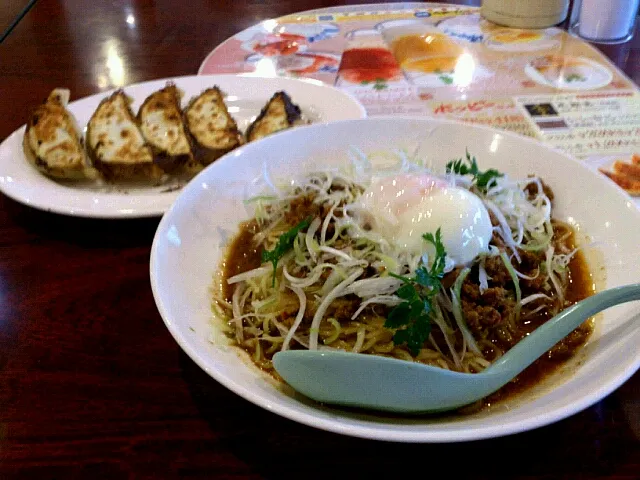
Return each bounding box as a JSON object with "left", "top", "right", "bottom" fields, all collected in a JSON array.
[{"left": 359, "top": 174, "right": 493, "bottom": 266}]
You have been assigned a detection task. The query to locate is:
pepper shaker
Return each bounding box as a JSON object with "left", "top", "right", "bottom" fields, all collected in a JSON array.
[{"left": 569, "top": 0, "right": 639, "bottom": 43}]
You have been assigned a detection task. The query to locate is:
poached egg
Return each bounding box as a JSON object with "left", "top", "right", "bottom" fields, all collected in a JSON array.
[{"left": 358, "top": 174, "right": 492, "bottom": 266}]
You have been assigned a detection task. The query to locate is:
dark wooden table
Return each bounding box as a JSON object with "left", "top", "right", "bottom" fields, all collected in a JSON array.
[{"left": 1, "top": 1, "right": 639, "bottom": 478}]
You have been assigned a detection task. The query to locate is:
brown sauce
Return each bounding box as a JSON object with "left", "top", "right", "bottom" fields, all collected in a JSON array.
[
  {"left": 221, "top": 220, "right": 262, "bottom": 301},
  {"left": 482, "top": 248, "right": 594, "bottom": 407}
]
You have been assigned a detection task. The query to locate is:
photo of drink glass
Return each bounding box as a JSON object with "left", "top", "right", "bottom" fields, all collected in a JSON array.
[
  {"left": 376, "top": 19, "right": 470, "bottom": 86},
  {"left": 335, "top": 29, "right": 404, "bottom": 88},
  {"left": 376, "top": 19, "right": 492, "bottom": 89}
]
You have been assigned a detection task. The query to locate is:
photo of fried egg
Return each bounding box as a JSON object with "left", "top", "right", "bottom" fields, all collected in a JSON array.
[
  {"left": 484, "top": 27, "right": 561, "bottom": 52},
  {"left": 524, "top": 55, "right": 613, "bottom": 90}
]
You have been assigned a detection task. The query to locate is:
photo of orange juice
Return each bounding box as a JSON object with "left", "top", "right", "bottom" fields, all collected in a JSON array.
[
  {"left": 377, "top": 20, "right": 465, "bottom": 76},
  {"left": 390, "top": 32, "right": 464, "bottom": 73}
]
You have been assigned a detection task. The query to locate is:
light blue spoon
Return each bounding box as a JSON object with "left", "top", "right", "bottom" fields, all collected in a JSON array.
[{"left": 273, "top": 284, "right": 640, "bottom": 413}]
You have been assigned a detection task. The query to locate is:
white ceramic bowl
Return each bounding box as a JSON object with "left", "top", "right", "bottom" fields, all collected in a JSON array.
[{"left": 150, "top": 118, "right": 640, "bottom": 442}]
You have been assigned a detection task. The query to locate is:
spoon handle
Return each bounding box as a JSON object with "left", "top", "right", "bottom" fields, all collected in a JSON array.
[{"left": 489, "top": 284, "right": 640, "bottom": 378}]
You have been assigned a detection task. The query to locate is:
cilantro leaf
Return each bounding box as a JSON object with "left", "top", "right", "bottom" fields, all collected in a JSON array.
[
  {"left": 385, "top": 302, "right": 412, "bottom": 328},
  {"left": 445, "top": 158, "right": 462, "bottom": 175},
  {"left": 445, "top": 150, "right": 503, "bottom": 193},
  {"left": 384, "top": 229, "right": 447, "bottom": 356},
  {"left": 415, "top": 268, "right": 440, "bottom": 289},
  {"left": 475, "top": 168, "right": 503, "bottom": 190},
  {"left": 446, "top": 150, "right": 478, "bottom": 176},
  {"left": 409, "top": 298, "right": 426, "bottom": 317},
  {"left": 392, "top": 328, "right": 411, "bottom": 347},
  {"left": 261, "top": 216, "right": 312, "bottom": 286},
  {"left": 392, "top": 314, "right": 432, "bottom": 356},
  {"left": 395, "top": 283, "right": 416, "bottom": 300},
  {"left": 423, "top": 228, "right": 446, "bottom": 277},
  {"left": 389, "top": 272, "right": 412, "bottom": 284}
]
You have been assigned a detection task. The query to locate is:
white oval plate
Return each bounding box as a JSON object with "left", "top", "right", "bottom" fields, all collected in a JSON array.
[
  {"left": 0, "top": 74, "right": 365, "bottom": 218},
  {"left": 150, "top": 117, "right": 640, "bottom": 442}
]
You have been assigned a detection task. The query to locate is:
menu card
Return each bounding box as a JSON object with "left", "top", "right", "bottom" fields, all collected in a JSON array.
[{"left": 199, "top": 4, "right": 640, "bottom": 202}]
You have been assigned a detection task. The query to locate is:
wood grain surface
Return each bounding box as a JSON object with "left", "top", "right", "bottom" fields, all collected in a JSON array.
[{"left": 0, "top": 1, "right": 638, "bottom": 478}]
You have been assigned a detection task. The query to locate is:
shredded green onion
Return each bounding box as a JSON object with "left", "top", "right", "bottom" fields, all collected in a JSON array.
[{"left": 323, "top": 318, "right": 341, "bottom": 344}]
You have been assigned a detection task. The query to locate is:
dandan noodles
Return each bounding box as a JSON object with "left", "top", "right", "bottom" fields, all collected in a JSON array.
[{"left": 212, "top": 151, "right": 594, "bottom": 404}]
